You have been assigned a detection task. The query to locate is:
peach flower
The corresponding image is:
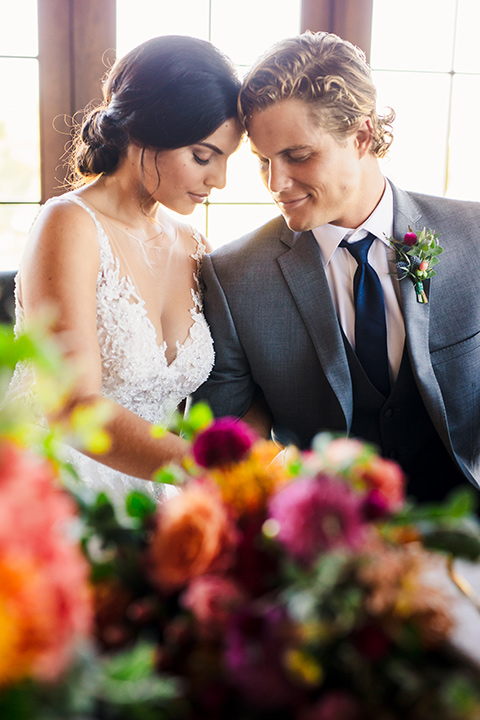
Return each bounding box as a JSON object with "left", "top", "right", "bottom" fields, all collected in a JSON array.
[{"left": 148, "top": 483, "right": 238, "bottom": 593}]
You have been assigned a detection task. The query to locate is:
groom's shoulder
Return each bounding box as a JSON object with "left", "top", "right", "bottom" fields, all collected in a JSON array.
[
  {"left": 395, "top": 183, "right": 480, "bottom": 223},
  {"left": 210, "top": 214, "right": 292, "bottom": 262}
]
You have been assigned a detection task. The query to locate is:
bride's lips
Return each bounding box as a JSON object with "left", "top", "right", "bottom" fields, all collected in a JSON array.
[
  {"left": 276, "top": 195, "right": 310, "bottom": 210},
  {"left": 188, "top": 192, "right": 209, "bottom": 204}
]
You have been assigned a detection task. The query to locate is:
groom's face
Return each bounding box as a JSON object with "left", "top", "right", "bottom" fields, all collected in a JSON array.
[{"left": 248, "top": 97, "right": 366, "bottom": 232}]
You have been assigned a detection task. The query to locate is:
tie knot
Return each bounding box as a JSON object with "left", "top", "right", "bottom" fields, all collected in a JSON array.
[{"left": 340, "top": 233, "right": 376, "bottom": 265}]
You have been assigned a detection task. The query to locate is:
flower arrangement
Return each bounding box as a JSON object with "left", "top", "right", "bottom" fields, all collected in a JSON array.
[
  {"left": 68, "top": 416, "right": 480, "bottom": 720},
  {"left": 387, "top": 226, "right": 443, "bottom": 303},
  {"left": 2, "top": 326, "right": 480, "bottom": 720}
]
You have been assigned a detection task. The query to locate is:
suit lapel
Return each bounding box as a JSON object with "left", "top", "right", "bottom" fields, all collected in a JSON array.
[
  {"left": 392, "top": 186, "right": 451, "bottom": 447},
  {"left": 277, "top": 231, "right": 353, "bottom": 427}
]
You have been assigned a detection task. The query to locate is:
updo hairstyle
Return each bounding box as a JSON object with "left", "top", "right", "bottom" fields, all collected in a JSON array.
[{"left": 72, "top": 35, "right": 240, "bottom": 184}]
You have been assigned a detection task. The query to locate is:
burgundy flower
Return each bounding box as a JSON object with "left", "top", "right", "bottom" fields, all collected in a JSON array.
[
  {"left": 268, "top": 475, "right": 367, "bottom": 564},
  {"left": 297, "top": 691, "right": 362, "bottom": 720},
  {"left": 403, "top": 231, "right": 418, "bottom": 246},
  {"left": 192, "top": 418, "right": 257, "bottom": 468},
  {"left": 353, "top": 623, "right": 391, "bottom": 661},
  {"left": 224, "top": 604, "right": 301, "bottom": 710}
]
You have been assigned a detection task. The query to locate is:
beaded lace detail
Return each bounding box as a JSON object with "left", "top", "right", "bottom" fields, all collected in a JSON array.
[{"left": 10, "top": 195, "right": 214, "bottom": 503}]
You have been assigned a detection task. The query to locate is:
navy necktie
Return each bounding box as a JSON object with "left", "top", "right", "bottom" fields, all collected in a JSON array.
[{"left": 340, "top": 233, "right": 390, "bottom": 397}]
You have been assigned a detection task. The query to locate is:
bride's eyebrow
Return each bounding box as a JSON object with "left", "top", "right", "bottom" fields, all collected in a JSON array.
[{"left": 196, "top": 142, "right": 223, "bottom": 155}]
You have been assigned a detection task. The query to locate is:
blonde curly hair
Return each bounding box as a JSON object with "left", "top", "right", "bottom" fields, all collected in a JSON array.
[{"left": 239, "top": 31, "right": 394, "bottom": 158}]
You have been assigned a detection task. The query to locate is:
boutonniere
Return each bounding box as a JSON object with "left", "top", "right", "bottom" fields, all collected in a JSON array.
[{"left": 386, "top": 227, "right": 443, "bottom": 303}]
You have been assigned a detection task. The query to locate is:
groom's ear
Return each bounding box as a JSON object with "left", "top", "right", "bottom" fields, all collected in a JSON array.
[{"left": 354, "top": 117, "right": 374, "bottom": 159}]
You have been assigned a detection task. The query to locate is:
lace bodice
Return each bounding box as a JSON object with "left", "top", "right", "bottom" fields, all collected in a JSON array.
[
  {"left": 11, "top": 194, "right": 215, "bottom": 503},
  {"left": 66, "top": 196, "right": 215, "bottom": 425}
]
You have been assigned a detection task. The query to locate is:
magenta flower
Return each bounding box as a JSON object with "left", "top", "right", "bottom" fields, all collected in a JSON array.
[
  {"left": 361, "top": 489, "right": 390, "bottom": 521},
  {"left": 192, "top": 417, "right": 256, "bottom": 468},
  {"left": 403, "top": 231, "right": 418, "bottom": 246},
  {"left": 268, "top": 475, "right": 367, "bottom": 564}
]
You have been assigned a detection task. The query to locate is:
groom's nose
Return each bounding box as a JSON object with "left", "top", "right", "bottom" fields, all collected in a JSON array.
[{"left": 268, "top": 160, "right": 292, "bottom": 194}]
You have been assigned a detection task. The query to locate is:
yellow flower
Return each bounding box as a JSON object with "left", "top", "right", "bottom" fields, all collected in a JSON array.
[
  {"left": 284, "top": 648, "right": 324, "bottom": 686},
  {"left": 209, "top": 440, "right": 289, "bottom": 514}
]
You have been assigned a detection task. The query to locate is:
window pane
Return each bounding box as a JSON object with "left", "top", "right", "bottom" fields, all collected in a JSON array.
[
  {"left": 374, "top": 70, "right": 451, "bottom": 196},
  {"left": 447, "top": 74, "right": 480, "bottom": 200},
  {"left": 0, "top": 0, "right": 37, "bottom": 56},
  {"left": 116, "top": 0, "right": 210, "bottom": 55},
  {"left": 371, "top": 0, "right": 456, "bottom": 72},
  {"left": 210, "top": 0, "right": 301, "bottom": 67},
  {"left": 0, "top": 205, "right": 39, "bottom": 271},
  {"left": 207, "top": 203, "right": 279, "bottom": 250},
  {"left": 0, "top": 58, "right": 40, "bottom": 202},
  {"left": 454, "top": 0, "right": 480, "bottom": 73},
  {"left": 209, "top": 140, "right": 273, "bottom": 204}
]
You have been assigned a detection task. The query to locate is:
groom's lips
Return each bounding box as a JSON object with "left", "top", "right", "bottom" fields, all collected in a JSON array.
[{"left": 276, "top": 195, "right": 310, "bottom": 210}]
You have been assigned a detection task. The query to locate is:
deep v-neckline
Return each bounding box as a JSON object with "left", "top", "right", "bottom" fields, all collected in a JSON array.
[{"left": 65, "top": 193, "right": 205, "bottom": 368}]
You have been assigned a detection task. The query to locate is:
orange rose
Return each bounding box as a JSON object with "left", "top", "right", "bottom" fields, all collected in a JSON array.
[{"left": 148, "top": 483, "right": 237, "bottom": 593}]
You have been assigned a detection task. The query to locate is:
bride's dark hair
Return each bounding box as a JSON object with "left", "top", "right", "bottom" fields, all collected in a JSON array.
[{"left": 72, "top": 35, "right": 240, "bottom": 183}]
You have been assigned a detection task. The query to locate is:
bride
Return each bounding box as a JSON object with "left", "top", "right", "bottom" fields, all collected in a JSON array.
[{"left": 10, "top": 35, "right": 242, "bottom": 502}]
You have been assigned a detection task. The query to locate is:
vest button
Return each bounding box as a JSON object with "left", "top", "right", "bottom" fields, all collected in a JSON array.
[{"left": 384, "top": 408, "right": 394, "bottom": 418}]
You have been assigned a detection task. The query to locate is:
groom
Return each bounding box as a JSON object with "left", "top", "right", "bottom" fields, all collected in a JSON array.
[{"left": 194, "top": 31, "right": 480, "bottom": 503}]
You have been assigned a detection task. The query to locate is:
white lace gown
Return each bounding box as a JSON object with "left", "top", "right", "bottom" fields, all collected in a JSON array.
[{"left": 11, "top": 194, "right": 215, "bottom": 505}]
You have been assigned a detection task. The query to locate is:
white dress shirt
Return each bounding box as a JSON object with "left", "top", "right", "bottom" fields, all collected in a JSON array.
[{"left": 311, "top": 180, "right": 406, "bottom": 382}]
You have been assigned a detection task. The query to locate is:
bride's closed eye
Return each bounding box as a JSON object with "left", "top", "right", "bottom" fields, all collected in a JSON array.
[{"left": 193, "top": 153, "right": 211, "bottom": 166}]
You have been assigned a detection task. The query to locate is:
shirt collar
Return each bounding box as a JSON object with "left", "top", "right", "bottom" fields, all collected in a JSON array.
[{"left": 311, "top": 179, "right": 394, "bottom": 266}]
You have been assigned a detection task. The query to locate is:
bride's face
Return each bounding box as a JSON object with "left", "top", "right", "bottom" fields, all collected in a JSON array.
[{"left": 141, "top": 118, "right": 242, "bottom": 215}]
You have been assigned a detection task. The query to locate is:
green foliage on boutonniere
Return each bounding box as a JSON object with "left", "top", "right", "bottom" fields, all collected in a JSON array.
[{"left": 387, "top": 226, "right": 444, "bottom": 303}]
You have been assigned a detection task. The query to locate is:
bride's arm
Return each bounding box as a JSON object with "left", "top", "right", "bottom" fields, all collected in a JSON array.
[{"left": 20, "top": 201, "right": 188, "bottom": 479}]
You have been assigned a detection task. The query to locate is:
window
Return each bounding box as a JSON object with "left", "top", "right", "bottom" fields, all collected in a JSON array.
[
  {"left": 371, "top": 0, "right": 480, "bottom": 201},
  {"left": 0, "top": 0, "right": 40, "bottom": 270}
]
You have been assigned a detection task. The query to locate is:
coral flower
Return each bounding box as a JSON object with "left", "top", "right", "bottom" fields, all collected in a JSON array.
[
  {"left": 357, "top": 456, "right": 405, "bottom": 511},
  {"left": 0, "top": 441, "right": 92, "bottom": 685},
  {"left": 148, "top": 483, "right": 238, "bottom": 593},
  {"left": 268, "top": 475, "right": 367, "bottom": 564}
]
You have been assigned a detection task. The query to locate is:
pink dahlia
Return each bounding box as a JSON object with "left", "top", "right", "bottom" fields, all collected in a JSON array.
[
  {"left": 181, "top": 575, "right": 245, "bottom": 633},
  {"left": 193, "top": 417, "right": 257, "bottom": 468},
  {"left": 268, "top": 475, "right": 367, "bottom": 564}
]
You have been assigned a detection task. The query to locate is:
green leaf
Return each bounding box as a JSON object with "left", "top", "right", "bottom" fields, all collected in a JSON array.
[
  {"left": 170, "top": 401, "right": 214, "bottom": 440},
  {"left": 98, "top": 641, "right": 180, "bottom": 705},
  {"left": 186, "top": 401, "right": 214, "bottom": 431},
  {"left": 153, "top": 464, "right": 184, "bottom": 485},
  {"left": 125, "top": 491, "right": 157, "bottom": 519},
  {"left": 422, "top": 528, "right": 480, "bottom": 561}
]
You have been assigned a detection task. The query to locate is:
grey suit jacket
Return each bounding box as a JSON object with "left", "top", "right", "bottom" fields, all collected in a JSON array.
[{"left": 194, "top": 182, "right": 480, "bottom": 489}]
